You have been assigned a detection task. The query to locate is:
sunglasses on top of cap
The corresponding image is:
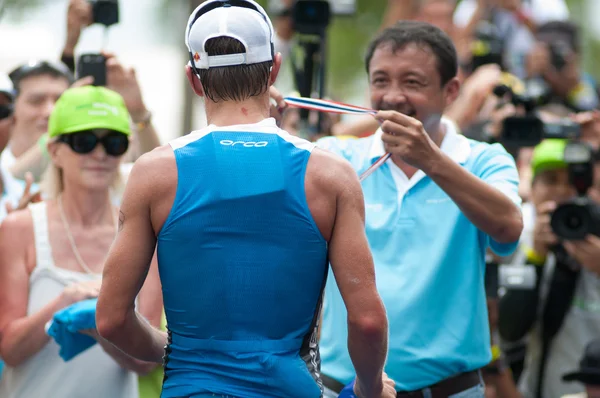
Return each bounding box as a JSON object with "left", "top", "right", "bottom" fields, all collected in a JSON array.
[
  {"left": 56, "top": 130, "right": 129, "bottom": 157},
  {"left": 9, "top": 60, "right": 74, "bottom": 85}
]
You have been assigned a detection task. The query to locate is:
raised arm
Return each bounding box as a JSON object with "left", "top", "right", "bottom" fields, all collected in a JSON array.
[
  {"left": 327, "top": 159, "right": 391, "bottom": 398},
  {"left": 377, "top": 110, "right": 523, "bottom": 245},
  {"left": 96, "top": 151, "right": 168, "bottom": 364}
]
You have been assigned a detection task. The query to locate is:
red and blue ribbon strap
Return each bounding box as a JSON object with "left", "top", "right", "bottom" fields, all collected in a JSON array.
[{"left": 283, "top": 96, "right": 391, "bottom": 181}]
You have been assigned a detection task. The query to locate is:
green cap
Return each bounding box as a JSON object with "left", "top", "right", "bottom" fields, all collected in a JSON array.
[
  {"left": 48, "top": 86, "right": 131, "bottom": 138},
  {"left": 531, "top": 139, "right": 568, "bottom": 176}
]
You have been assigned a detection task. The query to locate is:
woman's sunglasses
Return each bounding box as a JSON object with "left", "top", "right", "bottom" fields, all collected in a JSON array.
[{"left": 56, "top": 130, "right": 129, "bottom": 157}]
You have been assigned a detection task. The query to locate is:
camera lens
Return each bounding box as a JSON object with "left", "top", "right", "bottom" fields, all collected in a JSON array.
[
  {"left": 550, "top": 202, "right": 590, "bottom": 240},
  {"left": 566, "top": 214, "right": 582, "bottom": 229}
]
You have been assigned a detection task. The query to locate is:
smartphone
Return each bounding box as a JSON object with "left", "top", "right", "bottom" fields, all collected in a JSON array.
[
  {"left": 89, "top": 0, "right": 119, "bottom": 27},
  {"left": 77, "top": 53, "right": 107, "bottom": 86}
]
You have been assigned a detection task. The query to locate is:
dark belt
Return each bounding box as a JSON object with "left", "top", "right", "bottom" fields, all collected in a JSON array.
[
  {"left": 321, "top": 374, "right": 346, "bottom": 393},
  {"left": 396, "top": 370, "right": 481, "bottom": 398},
  {"left": 321, "top": 370, "right": 481, "bottom": 397}
]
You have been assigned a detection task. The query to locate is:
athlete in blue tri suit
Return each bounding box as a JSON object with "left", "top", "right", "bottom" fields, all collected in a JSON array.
[{"left": 95, "top": 1, "right": 395, "bottom": 397}]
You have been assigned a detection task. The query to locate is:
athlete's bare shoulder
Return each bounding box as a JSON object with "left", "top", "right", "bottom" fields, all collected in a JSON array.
[
  {"left": 138, "top": 144, "right": 176, "bottom": 167},
  {"left": 123, "top": 144, "right": 178, "bottom": 232},
  {"left": 304, "top": 147, "right": 364, "bottom": 241},
  {"left": 127, "top": 144, "right": 177, "bottom": 201},
  {"left": 308, "top": 147, "right": 362, "bottom": 197}
]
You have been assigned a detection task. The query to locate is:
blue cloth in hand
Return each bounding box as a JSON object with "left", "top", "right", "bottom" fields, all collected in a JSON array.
[
  {"left": 47, "top": 298, "right": 98, "bottom": 361},
  {"left": 338, "top": 379, "right": 357, "bottom": 398}
]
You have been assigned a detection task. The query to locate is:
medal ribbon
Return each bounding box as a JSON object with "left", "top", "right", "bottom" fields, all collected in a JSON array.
[{"left": 283, "top": 96, "right": 391, "bottom": 181}]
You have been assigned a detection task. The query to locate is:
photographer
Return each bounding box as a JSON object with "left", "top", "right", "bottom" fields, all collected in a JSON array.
[
  {"left": 498, "top": 139, "right": 600, "bottom": 398},
  {"left": 454, "top": 0, "right": 570, "bottom": 79},
  {"left": 525, "top": 21, "right": 599, "bottom": 113}
]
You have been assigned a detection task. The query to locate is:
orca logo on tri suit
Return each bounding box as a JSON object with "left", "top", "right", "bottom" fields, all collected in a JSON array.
[{"left": 220, "top": 140, "right": 268, "bottom": 148}]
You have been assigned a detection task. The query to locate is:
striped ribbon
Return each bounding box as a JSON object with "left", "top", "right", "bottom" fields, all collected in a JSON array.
[
  {"left": 283, "top": 96, "right": 377, "bottom": 116},
  {"left": 283, "top": 96, "right": 391, "bottom": 181}
]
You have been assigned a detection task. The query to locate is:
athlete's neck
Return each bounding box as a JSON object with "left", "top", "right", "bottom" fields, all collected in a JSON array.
[{"left": 205, "top": 94, "right": 270, "bottom": 127}]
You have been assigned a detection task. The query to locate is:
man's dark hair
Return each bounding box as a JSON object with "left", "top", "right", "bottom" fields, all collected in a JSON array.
[
  {"left": 537, "top": 21, "right": 580, "bottom": 54},
  {"left": 9, "top": 61, "right": 74, "bottom": 96},
  {"left": 198, "top": 37, "right": 273, "bottom": 102},
  {"left": 364, "top": 20, "right": 458, "bottom": 86}
]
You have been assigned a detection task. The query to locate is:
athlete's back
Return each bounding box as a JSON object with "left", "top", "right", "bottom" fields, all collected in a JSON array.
[
  {"left": 157, "top": 120, "right": 327, "bottom": 397},
  {"left": 95, "top": 1, "right": 392, "bottom": 397}
]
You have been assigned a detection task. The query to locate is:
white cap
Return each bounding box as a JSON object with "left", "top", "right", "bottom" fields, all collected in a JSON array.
[
  {"left": 0, "top": 73, "right": 14, "bottom": 101},
  {"left": 185, "top": 0, "right": 275, "bottom": 70}
]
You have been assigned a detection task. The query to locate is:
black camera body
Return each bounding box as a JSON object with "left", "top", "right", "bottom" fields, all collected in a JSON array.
[
  {"left": 292, "top": 0, "right": 331, "bottom": 34},
  {"left": 289, "top": 0, "right": 332, "bottom": 138},
  {"left": 88, "top": 0, "right": 119, "bottom": 27},
  {"left": 495, "top": 84, "right": 579, "bottom": 147},
  {"left": 470, "top": 21, "right": 504, "bottom": 71},
  {"left": 551, "top": 197, "right": 600, "bottom": 240},
  {"left": 548, "top": 40, "right": 571, "bottom": 71},
  {"left": 550, "top": 141, "right": 600, "bottom": 240},
  {"left": 501, "top": 115, "right": 580, "bottom": 147}
]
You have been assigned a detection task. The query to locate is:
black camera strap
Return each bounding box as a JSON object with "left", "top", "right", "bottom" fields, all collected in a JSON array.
[{"left": 535, "top": 248, "right": 580, "bottom": 398}]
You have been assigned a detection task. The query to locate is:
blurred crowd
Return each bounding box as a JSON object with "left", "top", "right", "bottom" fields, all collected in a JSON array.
[{"left": 0, "top": 0, "right": 599, "bottom": 397}]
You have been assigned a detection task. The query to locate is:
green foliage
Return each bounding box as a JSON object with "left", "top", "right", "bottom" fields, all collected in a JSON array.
[{"left": 0, "top": 0, "right": 46, "bottom": 19}]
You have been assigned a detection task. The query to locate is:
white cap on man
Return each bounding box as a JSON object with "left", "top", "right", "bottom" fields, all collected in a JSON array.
[{"left": 185, "top": 0, "right": 275, "bottom": 70}]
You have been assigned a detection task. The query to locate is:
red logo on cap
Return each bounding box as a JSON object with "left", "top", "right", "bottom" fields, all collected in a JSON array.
[{"left": 193, "top": 52, "right": 200, "bottom": 62}]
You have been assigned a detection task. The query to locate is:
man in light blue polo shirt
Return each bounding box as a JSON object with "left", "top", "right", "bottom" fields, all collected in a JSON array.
[{"left": 317, "top": 20, "right": 524, "bottom": 398}]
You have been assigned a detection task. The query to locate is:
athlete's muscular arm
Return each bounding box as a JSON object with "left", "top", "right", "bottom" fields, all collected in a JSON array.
[
  {"left": 327, "top": 159, "right": 392, "bottom": 398},
  {"left": 96, "top": 151, "right": 167, "bottom": 363}
]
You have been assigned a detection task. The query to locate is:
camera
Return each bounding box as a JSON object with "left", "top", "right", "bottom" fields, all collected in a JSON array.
[
  {"left": 501, "top": 115, "right": 580, "bottom": 147},
  {"left": 268, "top": 0, "right": 355, "bottom": 16},
  {"left": 470, "top": 21, "right": 504, "bottom": 71},
  {"left": 292, "top": 0, "right": 331, "bottom": 34},
  {"left": 287, "top": 0, "right": 333, "bottom": 138},
  {"left": 550, "top": 141, "right": 600, "bottom": 240},
  {"left": 88, "top": 0, "right": 119, "bottom": 27},
  {"left": 549, "top": 40, "right": 570, "bottom": 71},
  {"left": 495, "top": 84, "right": 579, "bottom": 147}
]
